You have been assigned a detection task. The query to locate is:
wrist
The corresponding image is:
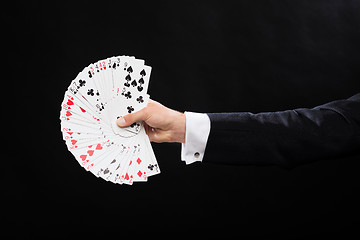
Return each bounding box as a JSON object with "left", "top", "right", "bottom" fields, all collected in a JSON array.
[{"left": 170, "top": 111, "right": 186, "bottom": 143}]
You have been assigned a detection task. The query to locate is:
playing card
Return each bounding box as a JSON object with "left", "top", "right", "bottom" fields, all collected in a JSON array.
[{"left": 60, "top": 55, "right": 159, "bottom": 185}]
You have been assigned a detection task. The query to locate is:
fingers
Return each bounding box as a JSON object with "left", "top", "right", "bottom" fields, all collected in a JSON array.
[
  {"left": 116, "top": 108, "right": 148, "bottom": 127},
  {"left": 144, "top": 123, "right": 165, "bottom": 143},
  {"left": 144, "top": 123, "right": 157, "bottom": 142},
  {"left": 117, "top": 112, "right": 163, "bottom": 142},
  {"left": 147, "top": 129, "right": 161, "bottom": 143}
]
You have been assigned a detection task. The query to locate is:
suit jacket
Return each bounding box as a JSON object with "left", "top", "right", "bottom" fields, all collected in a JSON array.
[{"left": 205, "top": 93, "right": 360, "bottom": 168}]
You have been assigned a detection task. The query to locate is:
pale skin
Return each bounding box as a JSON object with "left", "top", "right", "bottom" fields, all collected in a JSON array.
[{"left": 116, "top": 99, "right": 186, "bottom": 143}]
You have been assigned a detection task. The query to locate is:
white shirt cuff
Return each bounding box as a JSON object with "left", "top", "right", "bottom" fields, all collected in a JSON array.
[{"left": 181, "top": 112, "right": 211, "bottom": 165}]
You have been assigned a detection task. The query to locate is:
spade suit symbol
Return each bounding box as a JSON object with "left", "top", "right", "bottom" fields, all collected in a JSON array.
[
  {"left": 127, "top": 66, "right": 133, "bottom": 73},
  {"left": 131, "top": 80, "right": 137, "bottom": 87}
]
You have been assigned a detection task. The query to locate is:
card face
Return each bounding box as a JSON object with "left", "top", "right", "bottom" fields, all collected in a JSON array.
[{"left": 60, "top": 55, "right": 159, "bottom": 185}]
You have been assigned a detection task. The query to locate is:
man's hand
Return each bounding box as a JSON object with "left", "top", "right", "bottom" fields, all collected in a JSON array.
[{"left": 116, "top": 99, "right": 186, "bottom": 143}]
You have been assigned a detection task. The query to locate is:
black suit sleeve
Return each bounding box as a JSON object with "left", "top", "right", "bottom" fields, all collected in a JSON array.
[{"left": 204, "top": 93, "right": 360, "bottom": 167}]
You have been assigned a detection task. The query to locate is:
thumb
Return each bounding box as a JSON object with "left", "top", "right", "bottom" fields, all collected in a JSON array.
[{"left": 116, "top": 108, "right": 148, "bottom": 127}]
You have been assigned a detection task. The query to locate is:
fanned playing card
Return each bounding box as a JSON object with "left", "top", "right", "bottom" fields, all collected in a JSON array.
[{"left": 60, "top": 55, "right": 160, "bottom": 185}]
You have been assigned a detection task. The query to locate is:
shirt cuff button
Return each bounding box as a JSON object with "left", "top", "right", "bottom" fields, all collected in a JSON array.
[{"left": 194, "top": 152, "right": 200, "bottom": 158}]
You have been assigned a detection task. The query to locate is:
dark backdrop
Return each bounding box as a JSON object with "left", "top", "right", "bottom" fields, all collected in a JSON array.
[{"left": 6, "top": 0, "right": 360, "bottom": 237}]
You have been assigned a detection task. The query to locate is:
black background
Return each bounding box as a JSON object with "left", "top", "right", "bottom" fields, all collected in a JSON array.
[{"left": 6, "top": 0, "right": 360, "bottom": 238}]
